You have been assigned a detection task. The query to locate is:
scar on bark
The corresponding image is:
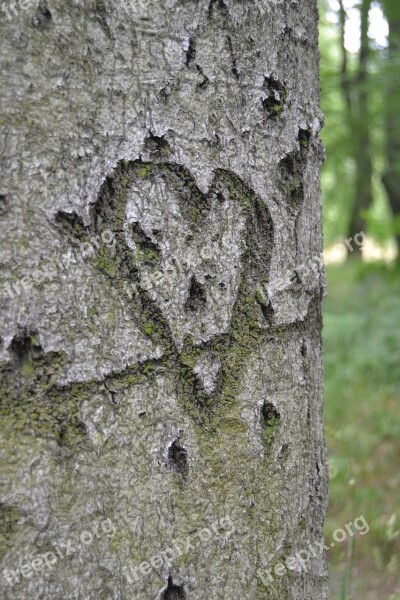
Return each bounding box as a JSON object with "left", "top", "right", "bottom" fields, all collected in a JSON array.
[
  {"left": 298, "top": 127, "right": 312, "bottom": 156},
  {"left": 32, "top": 0, "right": 52, "bottom": 28},
  {"left": 262, "top": 76, "right": 287, "bottom": 119},
  {"left": 168, "top": 439, "right": 189, "bottom": 480},
  {"left": 195, "top": 64, "right": 209, "bottom": 90},
  {"left": 185, "top": 38, "right": 197, "bottom": 68},
  {"left": 255, "top": 291, "right": 274, "bottom": 323},
  {"left": 161, "top": 576, "right": 186, "bottom": 600},
  {"left": 255, "top": 279, "right": 274, "bottom": 324},
  {"left": 185, "top": 276, "right": 207, "bottom": 311},
  {"left": 54, "top": 210, "right": 87, "bottom": 240},
  {"left": 94, "top": 0, "right": 112, "bottom": 39},
  {"left": 2, "top": 331, "right": 86, "bottom": 448},
  {"left": 208, "top": 0, "right": 229, "bottom": 18},
  {"left": 184, "top": 37, "right": 210, "bottom": 91},
  {"left": 278, "top": 150, "right": 306, "bottom": 208},
  {"left": 0, "top": 194, "right": 8, "bottom": 215},
  {"left": 227, "top": 35, "right": 240, "bottom": 80},
  {"left": 143, "top": 133, "right": 170, "bottom": 160},
  {"left": 10, "top": 328, "right": 42, "bottom": 368},
  {"left": 261, "top": 401, "right": 280, "bottom": 444},
  {"left": 277, "top": 126, "right": 312, "bottom": 210}
]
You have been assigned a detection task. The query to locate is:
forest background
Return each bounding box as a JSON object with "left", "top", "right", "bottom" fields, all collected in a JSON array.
[{"left": 320, "top": 1, "right": 400, "bottom": 598}]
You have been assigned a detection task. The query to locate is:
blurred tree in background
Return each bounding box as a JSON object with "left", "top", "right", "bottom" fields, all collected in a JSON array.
[
  {"left": 320, "top": 0, "right": 400, "bottom": 257},
  {"left": 381, "top": 0, "right": 400, "bottom": 250},
  {"left": 320, "top": 3, "right": 400, "bottom": 600}
]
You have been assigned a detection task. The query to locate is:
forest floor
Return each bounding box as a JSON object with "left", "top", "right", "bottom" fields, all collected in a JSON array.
[{"left": 324, "top": 261, "right": 400, "bottom": 600}]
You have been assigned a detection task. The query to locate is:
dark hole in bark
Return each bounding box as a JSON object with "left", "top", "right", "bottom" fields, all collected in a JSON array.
[
  {"left": 278, "top": 443, "right": 289, "bottom": 459},
  {"left": 260, "top": 301, "right": 274, "bottom": 322},
  {"left": 255, "top": 293, "right": 274, "bottom": 323},
  {"left": 279, "top": 153, "right": 300, "bottom": 183},
  {"left": 54, "top": 210, "right": 86, "bottom": 238},
  {"left": 0, "top": 194, "right": 8, "bottom": 215},
  {"left": 289, "top": 182, "right": 304, "bottom": 205},
  {"left": 185, "top": 276, "right": 207, "bottom": 311},
  {"left": 168, "top": 440, "right": 189, "bottom": 479},
  {"left": 32, "top": 0, "right": 52, "bottom": 27},
  {"left": 109, "top": 390, "right": 117, "bottom": 405},
  {"left": 196, "top": 64, "right": 209, "bottom": 90},
  {"left": 208, "top": 0, "right": 229, "bottom": 18},
  {"left": 161, "top": 577, "right": 186, "bottom": 600},
  {"left": 144, "top": 133, "right": 170, "bottom": 158},
  {"left": 58, "top": 421, "right": 86, "bottom": 447},
  {"left": 160, "top": 86, "right": 171, "bottom": 103},
  {"left": 227, "top": 36, "right": 239, "bottom": 80},
  {"left": 262, "top": 77, "right": 287, "bottom": 119},
  {"left": 261, "top": 401, "right": 280, "bottom": 430},
  {"left": 10, "top": 330, "right": 42, "bottom": 366},
  {"left": 185, "top": 37, "right": 196, "bottom": 67},
  {"left": 298, "top": 127, "right": 312, "bottom": 154},
  {"left": 278, "top": 151, "right": 305, "bottom": 208}
]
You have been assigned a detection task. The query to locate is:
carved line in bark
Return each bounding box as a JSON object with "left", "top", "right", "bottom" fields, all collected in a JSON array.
[
  {"left": 85, "top": 160, "right": 275, "bottom": 428},
  {"left": 0, "top": 327, "right": 87, "bottom": 448},
  {"left": 1, "top": 161, "right": 276, "bottom": 449}
]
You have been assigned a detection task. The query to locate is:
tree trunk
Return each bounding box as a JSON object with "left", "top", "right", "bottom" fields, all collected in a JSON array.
[
  {"left": 0, "top": 1, "right": 328, "bottom": 599},
  {"left": 382, "top": 0, "right": 400, "bottom": 254},
  {"left": 338, "top": 0, "right": 352, "bottom": 112},
  {"left": 347, "top": 0, "right": 373, "bottom": 243}
]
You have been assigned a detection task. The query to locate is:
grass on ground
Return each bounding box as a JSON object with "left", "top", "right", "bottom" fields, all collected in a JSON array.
[{"left": 324, "top": 261, "right": 400, "bottom": 600}]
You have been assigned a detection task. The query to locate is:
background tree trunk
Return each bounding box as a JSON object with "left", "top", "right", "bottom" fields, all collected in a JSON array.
[
  {"left": 382, "top": 0, "right": 400, "bottom": 254},
  {"left": 0, "top": 1, "right": 328, "bottom": 598},
  {"left": 347, "top": 0, "right": 373, "bottom": 243}
]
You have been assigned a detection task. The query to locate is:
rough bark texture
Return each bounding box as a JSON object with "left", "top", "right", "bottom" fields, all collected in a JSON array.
[{"left": 0, "top": 1, "right": 328, "bottom": 599}]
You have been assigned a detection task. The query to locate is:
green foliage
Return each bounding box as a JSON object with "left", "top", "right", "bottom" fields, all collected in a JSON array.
[
  {"left": 319, "top": 0, "right": 398, "bottom": 249},
  {"left": 320, "top": 13, "right": 400, "bottom": 597},
  {"left": 319, "top": 0, "right": 357, "bottom": 245}
]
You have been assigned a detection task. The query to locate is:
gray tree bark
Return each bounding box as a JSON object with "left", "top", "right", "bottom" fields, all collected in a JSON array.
[{"left": 0, "top": 1, "right": 328, "bottom": 599}]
